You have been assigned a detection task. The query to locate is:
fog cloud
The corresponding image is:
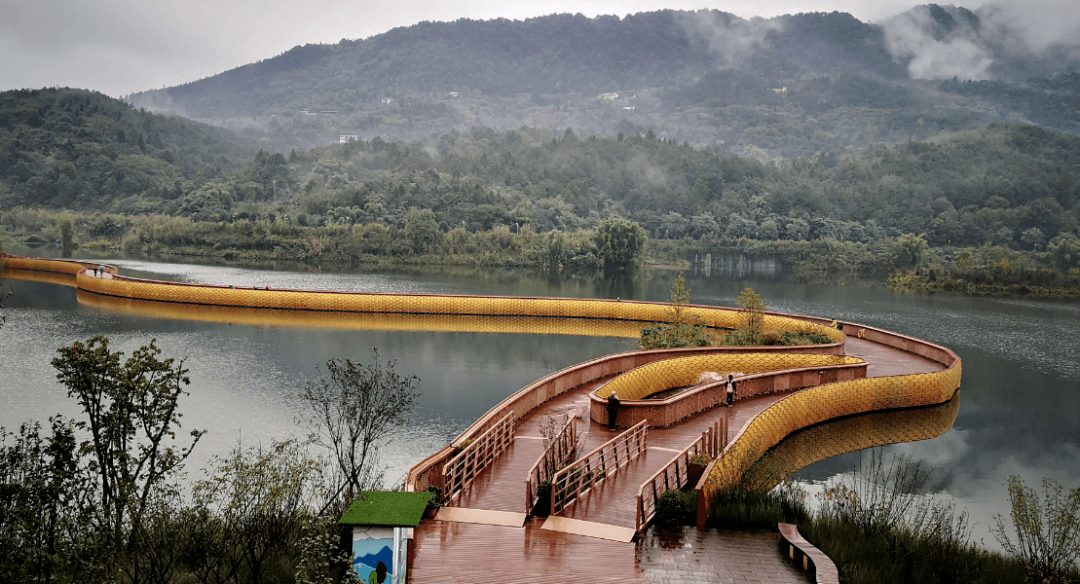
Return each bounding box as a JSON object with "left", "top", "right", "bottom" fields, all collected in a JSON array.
[
  {"left": 881, "top": 1, "right": 1080, "bottom": 81},
  {"left": 677, "top": 10, "right": 780, "bottom": 67}
]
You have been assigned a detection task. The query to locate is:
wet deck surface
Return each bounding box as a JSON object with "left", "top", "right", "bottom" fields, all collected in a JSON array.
[{"left": 410, "top": 338, "right": 945, "bottom": 583}]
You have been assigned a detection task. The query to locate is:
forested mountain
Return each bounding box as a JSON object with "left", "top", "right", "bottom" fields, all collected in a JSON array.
[
  {"left": 126, "top": 7, "right": 1080, "bottom": 155},
  {"left": 0, "top": 89, "right": 254, "bottom": 210}
]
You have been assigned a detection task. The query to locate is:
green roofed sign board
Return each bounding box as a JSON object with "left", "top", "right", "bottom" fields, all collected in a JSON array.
[{"left": 339, "top": 491, "right": 432, "bottom": 584}]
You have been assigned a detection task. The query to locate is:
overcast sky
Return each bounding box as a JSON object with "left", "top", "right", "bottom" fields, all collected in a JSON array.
[{"left": 0, "top": 0, "right": 993, "bottom": 98}]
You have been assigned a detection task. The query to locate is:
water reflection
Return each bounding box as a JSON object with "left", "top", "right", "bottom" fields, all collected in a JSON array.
[
  {"left": 4, "top": 254, "right": 1079, "bottom": 553},
  {"left": 742, "top": 394, "right": 961, "bottom": 491}
]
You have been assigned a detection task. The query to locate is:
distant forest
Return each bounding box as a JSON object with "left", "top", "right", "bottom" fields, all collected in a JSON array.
[
  {"left": 4, "top": 6, "right": 1080, "bottom": 294},
  {"left": 2, "top": 89, "right": 1078, "bottom": 252}
]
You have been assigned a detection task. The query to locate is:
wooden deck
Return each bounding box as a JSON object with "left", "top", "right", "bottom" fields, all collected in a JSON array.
[{"left": 409, "top": 338, "right": 946, "bottom": 583}]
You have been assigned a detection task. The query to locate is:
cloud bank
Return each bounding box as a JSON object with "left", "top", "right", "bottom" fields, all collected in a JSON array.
[{"left": 881, "top": 1, "right": 1080, "bottom": 81}]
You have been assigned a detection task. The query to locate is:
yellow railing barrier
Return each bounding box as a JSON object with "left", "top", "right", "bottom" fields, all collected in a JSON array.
[
  {"left": 696, "top": 353, "right": 961, "bottom": 528},
  {"left": 1, "top": 254, "right": 844, "bottom": 344}
]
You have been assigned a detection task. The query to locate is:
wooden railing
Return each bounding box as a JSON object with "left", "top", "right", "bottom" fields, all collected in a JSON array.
[
  {"left": 442, "top": 411, "right": 515, "bottom": 501},
  {"left": 550, "top": 420, "right": 648, "bottom": 515},
  {"left": 524, "top": 413, "right": 579, "bottom": 513},
  {"left": 635, "top": 421, "right": 723, "bottom": 533}
]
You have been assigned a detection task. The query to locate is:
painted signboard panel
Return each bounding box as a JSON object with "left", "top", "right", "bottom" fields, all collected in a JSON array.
[{"left": 353, "top": 526, "right": 395, "bottom": 584}]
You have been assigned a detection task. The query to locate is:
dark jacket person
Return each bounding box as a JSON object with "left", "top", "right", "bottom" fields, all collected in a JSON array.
[{"left": 607, "top": 391, "right": 621, "bottom": 430}]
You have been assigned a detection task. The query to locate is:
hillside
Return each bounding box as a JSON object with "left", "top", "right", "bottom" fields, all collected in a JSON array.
[
  {"left": 0, "top": 88, "right": 255, "bottom": 211},
  {"left": 126, "top": 7, "right": 1080, "bottom": 156}
]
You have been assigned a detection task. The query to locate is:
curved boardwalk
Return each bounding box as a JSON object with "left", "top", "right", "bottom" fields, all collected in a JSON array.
[
  {"left": 0, "top": 255, "right": 956, "bottom": 584},
  {"left": 409, "top": 338, "right": 945, "bottom": 583}
]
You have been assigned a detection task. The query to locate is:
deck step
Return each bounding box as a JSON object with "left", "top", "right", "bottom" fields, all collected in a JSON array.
[
  {"left": 541, "top": 516, "right": 636, "bottom": 542},
  {"left": 434, "top": 507, "right": 527, "bottom": 527}
]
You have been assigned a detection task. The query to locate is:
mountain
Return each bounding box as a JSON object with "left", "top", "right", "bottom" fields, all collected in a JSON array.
[
  {"left": 123, "top": 7, "right": 1080, "bottom": 157},
  {"left": 0, "top": 88, "right": 255, "bottom": 210}
]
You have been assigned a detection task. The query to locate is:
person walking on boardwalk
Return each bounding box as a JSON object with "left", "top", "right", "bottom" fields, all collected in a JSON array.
[
  {"left": 607, "top": 391, "right": 620, "bottom": 430},
  {"left": 725, "top": 374, "right": 735, "bottom": 406}
]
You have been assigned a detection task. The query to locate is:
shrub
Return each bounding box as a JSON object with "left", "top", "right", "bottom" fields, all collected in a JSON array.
[
  {"left": 992, "top": 476, "right": 1080, "bottom": 582},
  {"left": 655, "top": 489, "right": 696, "bottom": 527}
]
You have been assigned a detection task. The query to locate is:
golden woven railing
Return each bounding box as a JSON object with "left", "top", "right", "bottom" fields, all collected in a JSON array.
[
  {"left": 739, "top": 393, "right": 961, "bottom": 493},
  {"left": 550, "top": 420, "right": 649, "bottom": 516},
  {"left": 1, "top": 254, "right": 845, "bottom": 344},
  {"left": 695, "top": 336, "right": 961, "bottom": 528},
  {"left": 442, "top": 411, "right": 515, "bottom": 502},
  {"left": 2, "top": 254, "right": 963, "bottom": 515},
  {"left": 594, "top": 354, "right": 864, "bottom": 401}
]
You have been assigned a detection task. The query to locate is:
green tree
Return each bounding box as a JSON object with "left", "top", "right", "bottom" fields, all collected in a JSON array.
[
  {"left": 193, "top": 439, "right": 322, "bottom": 584},
  {"left": 403, "top": 207, "right": 440, "bottom": 253},
  {"left": 594, "top": 217, "right": 646, "bottom": 273},
  {"left": 735, "top": 287, "right": 766, "bottom": 343},
  {"left": 992, "top": 476, "right": 1080, "bottom": 582},
  {"left": 59, "top": 216, "right": 74, "bottom": 257},
  {"left": 51, "top": 336, "right": 205, "bottom": 554},
  {"left": 639, "top": 273, "right": 710, "bottom": 349},
  {"left": 893, "top": 233, "right": 927, "bottom": 272},
  {"left": 1049, "top": 233, "right": 1080, "bottom": 271},
  {"left": 0, "top": 418, "right": 95, "bottom": 584}
]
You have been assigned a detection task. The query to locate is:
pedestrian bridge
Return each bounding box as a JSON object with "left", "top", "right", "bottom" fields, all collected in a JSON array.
[{"left": 2, "top": 253, "right": 962, "bottom": 584}]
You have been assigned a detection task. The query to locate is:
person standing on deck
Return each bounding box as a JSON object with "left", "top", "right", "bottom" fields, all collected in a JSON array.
[
  {"left": 725, "top": 375, "right": 735, "bottom": 406},
  {"left": 607, "top": 391, "right": 620, "bottom": 430}
]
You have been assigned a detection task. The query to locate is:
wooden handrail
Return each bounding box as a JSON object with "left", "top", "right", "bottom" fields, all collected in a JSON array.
[
  {"left": 550, "top": 420, "right": 648, "bottom": 515},
  {"left": 635, "top": 421, "right": 721, "bottom": 533},
  {"left": 442, "top": 411, "right": 515, "bottom": 501},
  {"left": 524, "top": 412, "right": 578, "bottom": 512}
]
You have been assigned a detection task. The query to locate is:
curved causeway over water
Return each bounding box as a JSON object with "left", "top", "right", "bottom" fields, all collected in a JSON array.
[{"left": 2, "top": 254, "right": 962, "bottom": 584}]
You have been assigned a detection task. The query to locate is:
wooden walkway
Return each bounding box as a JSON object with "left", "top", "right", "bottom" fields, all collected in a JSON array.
[{"left": 410, "top": 338, "right": 946, "bottom": 583}]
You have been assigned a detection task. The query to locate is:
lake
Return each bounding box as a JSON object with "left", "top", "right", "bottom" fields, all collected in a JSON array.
[{"left": 2, "top": 253, "right": 1078, "bottom": 550}]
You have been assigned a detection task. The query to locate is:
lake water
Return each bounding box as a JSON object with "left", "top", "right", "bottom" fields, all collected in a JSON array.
[{"left": 2, "top": 253, "right": 1078, "bottom": 550}]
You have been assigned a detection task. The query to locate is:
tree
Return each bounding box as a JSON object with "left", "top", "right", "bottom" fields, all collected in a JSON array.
[
  {"left": 639, "top": 273, "right": 710, "bottom": 349},
  {"left": 403, "top": 206, "right": 440, "bottom": 253},
  {"left": 1049, "top": 233, "right": 1080, "bottom": 272},
  {"left": 51, "top": 336, "right": 204, "bottom": 553},
  {"left": 193, "top": 439, "right": 323, "bottom": 584},
  {"left": 59, "top": 216, "right": 74, "bottom": 257},
  {"left": 736, "top": 287, "right": 766, "bottom": 343},
  {"left": 0, "top": 418, "right": 95, "bottom": 584},
  {"left": 594, "top": 217, "right": 646, "bottom": 273},
  {"left": 993, "top": 476, "right": 1080, "bottom": 582},
  {"left": 303, "top": 349, "right": 420, "bottom": 502}
]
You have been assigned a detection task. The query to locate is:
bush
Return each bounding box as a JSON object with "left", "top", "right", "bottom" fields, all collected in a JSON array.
[
  {"left": 707, "top": 486, "right": 808, "bottom": 531},
  {"left": 655, "top": 489, "right": 696, "bottom": 527},
  {"left": 992, "top": 476, "right": 1080, "bottom": 582}
]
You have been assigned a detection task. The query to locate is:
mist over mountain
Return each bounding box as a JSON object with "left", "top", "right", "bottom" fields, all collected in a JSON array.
[
  {"left": 882, "top": 2, "right": 1080, "bottom": 81},
  {"left": 121, "top": 6, "right": 1080, "bottom": 156}
]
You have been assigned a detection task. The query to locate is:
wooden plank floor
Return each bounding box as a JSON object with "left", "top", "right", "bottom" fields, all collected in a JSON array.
[
  {"left": 558, "top": 392, "right": 788, "bottom": 528},
  {"left": 413, "top": 341, "right": 948, "bottom": 582},
  {"left": 409, "top": 517, "right": 647, "bottom": 584},
  {"left": 450, "top": 380, "right": 606, "bottom": 513}
]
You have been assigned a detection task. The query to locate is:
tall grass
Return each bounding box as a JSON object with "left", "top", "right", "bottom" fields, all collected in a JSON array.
[{"left": 706, "top": 450, "right": 1072, "bottom": 584}]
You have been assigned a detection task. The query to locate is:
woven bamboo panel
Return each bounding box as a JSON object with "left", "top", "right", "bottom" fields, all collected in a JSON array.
[
  {"left": 1, "top": 255, "right": 89, "bottom": 276},
  {"left": 1, "top": 268, "right": 78, "bottom": 287},
  {"left": 595, "top": 354, "right": 864, "bottom": 400},
  {"left": 75, "top": 290, "right": 650, "bottom": 338},
  {"left": 701, "top": 360, "right": 962, "bottom": 501},
  {"left": 6, "top": 255, "right": 843, "bottom": 345},
  {"left": 739, "top": 394, "right": 961, "bottom": 491}
]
